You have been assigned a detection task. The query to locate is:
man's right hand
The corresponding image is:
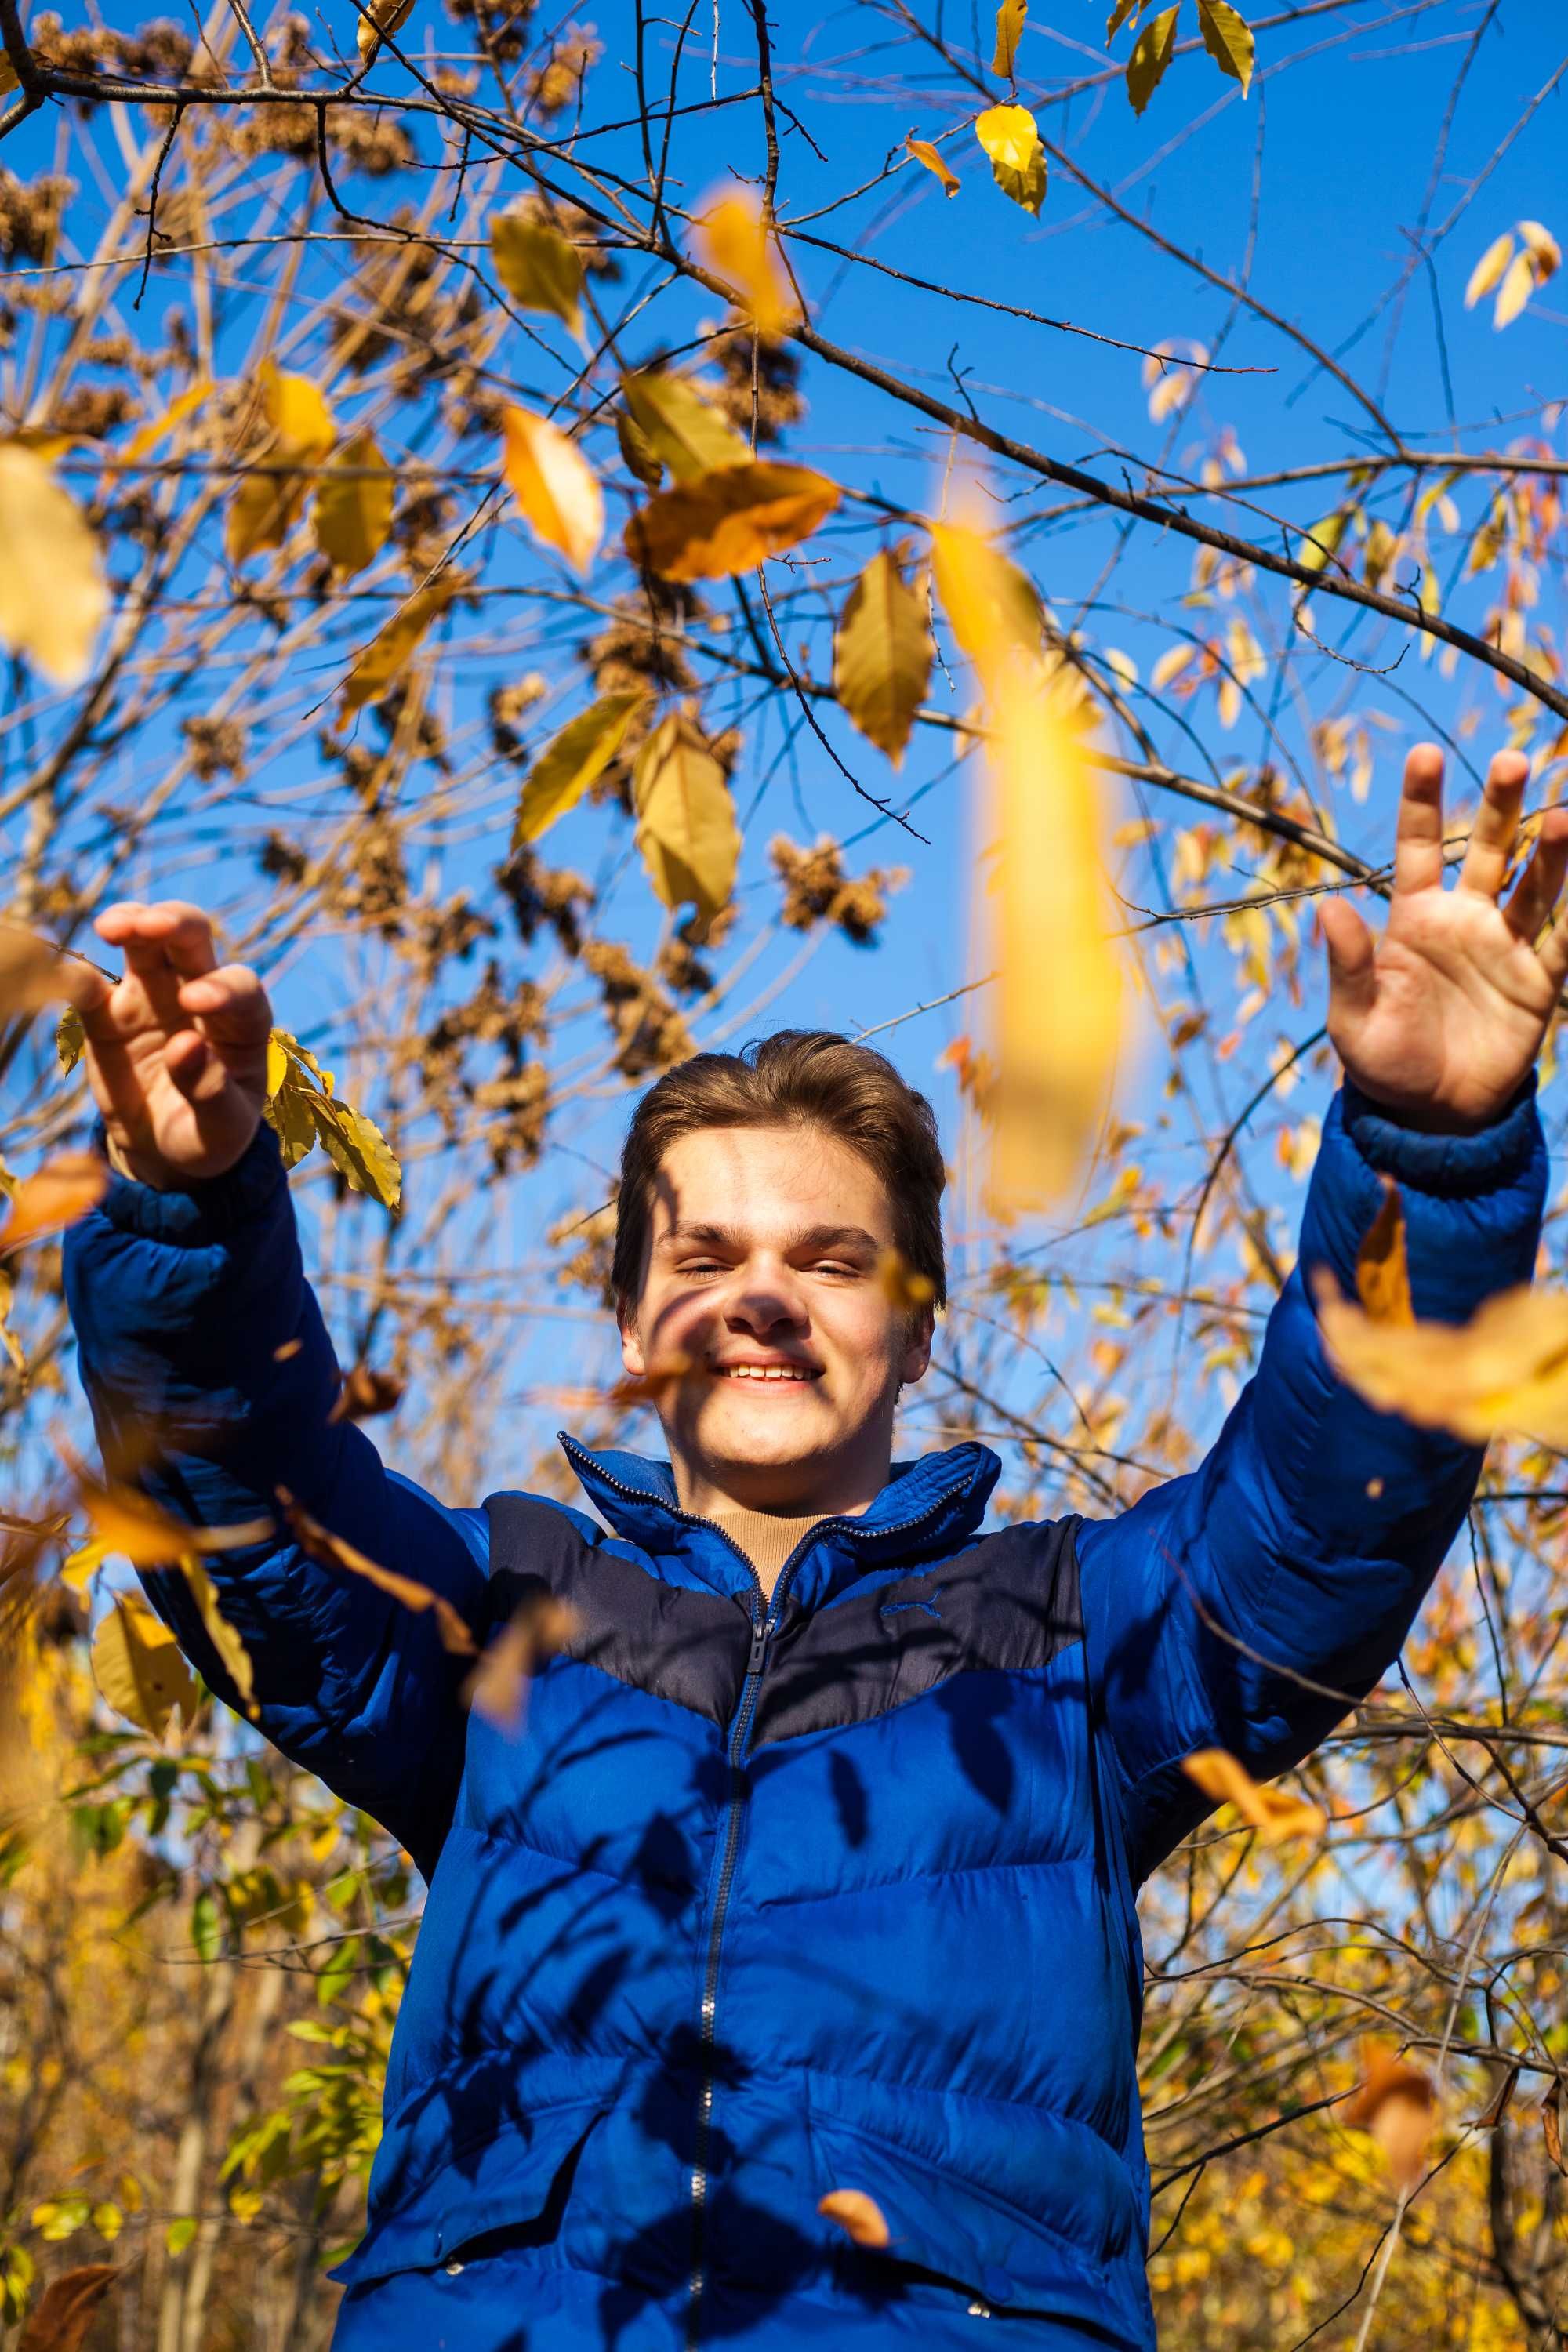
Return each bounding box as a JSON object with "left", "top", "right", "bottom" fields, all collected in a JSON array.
[{"left": 78, "top": 902, "right": 272, "bottom": 1189}]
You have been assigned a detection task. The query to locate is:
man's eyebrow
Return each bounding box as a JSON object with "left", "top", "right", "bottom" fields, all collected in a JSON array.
[
  {"left": 792, "top": 1225, "right": 880, "bottom": 1256},
  {"left": 653, "top": 1221, "right": 881, "bottom": 1255},
  {"left": 655, "top": 1221, "right": 746, "bottom": 1251}
]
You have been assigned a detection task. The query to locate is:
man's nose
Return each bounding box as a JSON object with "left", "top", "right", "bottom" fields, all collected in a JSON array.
[{"left": 724, "top": 1260, "right": 808, "bottom": 1333}]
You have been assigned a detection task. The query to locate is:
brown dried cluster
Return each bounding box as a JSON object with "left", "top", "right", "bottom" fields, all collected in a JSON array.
[
  {"left": 711, "top": 332, "right": 807, "bottom": 444},
  {"left": 768, "top": 835, "right": 906, "bottom": 945},
  {"left": 546, "top": 1197, "right": 617, "bottom": 1308},
  {"left": 182, "top": 716, "right": 249, "bottom": 783},
  {"left": 582, "top": 941, "right": 693, "bottom": 1078},
  {"left": 443, "top": 0, "right": 538, "bottom": 64},
  {"left": 487, "top": 675, "right": 550, "bottom": 763},
  {"left": 0, "top": 171, "right": 74, "bottom": 267},
  {"left": 233, "top": 101, "right": 414, "bottom": 177},
  {"left": 44, "top": 383, "right": 143, "bottom": 439},
  {"left": 497, "top": 848, "right": 594, "bottom": 956},
  {"left": 25, "top": 13, "right": 205, "bottom": 81},
  {"left": 526, "top": 29, "right": 603, "bottom": 119},
  {"left": 419, "top": 963, "right": 550, "bottom": 1170}
]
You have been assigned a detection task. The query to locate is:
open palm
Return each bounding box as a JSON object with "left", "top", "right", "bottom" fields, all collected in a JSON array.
[{"left": 1320, "top": 746, "right": 1568, "bottom": 1135}]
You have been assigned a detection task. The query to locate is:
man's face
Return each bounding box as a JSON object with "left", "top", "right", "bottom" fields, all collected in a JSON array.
[{"left": 619, "top": 1123, "right": 932, "bottom": 1518}]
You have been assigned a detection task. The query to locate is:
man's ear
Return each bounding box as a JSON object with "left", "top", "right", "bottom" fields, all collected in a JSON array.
[
  {"left": 900, "top": 1309, "right": 934, "bottom": 1388},
  {"left": 619, "top": 1304, "right": 647, "bottom": 1379}
]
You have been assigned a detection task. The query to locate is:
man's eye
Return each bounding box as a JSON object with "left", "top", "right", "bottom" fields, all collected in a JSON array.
[
  {"left": 811, "top": 1260, "right": 859, "bottom": 1278},
  {"left": 680, "top": 1258, "right": 724, "bottom": 1276}
]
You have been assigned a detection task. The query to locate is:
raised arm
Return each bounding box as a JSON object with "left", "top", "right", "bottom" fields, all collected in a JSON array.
[
  {"left": 62, "top": 902, "right": 488, "bottom": 1875},
  {"left": 1076, "top": 744, "right": 1565, "bottom": 1879}
]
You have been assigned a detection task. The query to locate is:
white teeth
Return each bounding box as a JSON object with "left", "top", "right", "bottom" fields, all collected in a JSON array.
[{"left": 720, "top": 1365, "right": 813, "bottom": 1381}]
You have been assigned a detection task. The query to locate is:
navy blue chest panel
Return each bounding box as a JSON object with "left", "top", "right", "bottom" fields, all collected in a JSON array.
[{"left": 482, "top": 1500, "right": 1083, "bottom": 1747}]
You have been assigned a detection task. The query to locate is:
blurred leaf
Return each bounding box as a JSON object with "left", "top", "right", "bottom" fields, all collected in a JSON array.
[
  {"left": 876, "top": 1250, "right": 935, "bottom": 1314},
  {"left": 512, "top": 690, "right": 648, "bottom": 847},
  {"left": 833, "top": 546, "right": 932, "bottom": 766},
  {"left": 1356, "top": 1176, "right": 1414, "bottom": 1326},
  {"left": 633, "top": 712, "right": 741, "bottom": 937},
  {"left": 0, "top": 445, "right": 109, "bottom": 687},
  {"left": 356, "top": 0, "right": 415, "bottom": 63},
  {"left": 929, "top": 517, "right": 1042, "bottom": 669},
  {"left": 621, "top": 371, "right": 753, "bottom": 481},
  {"left": 1465, "top": 231, "right": 1514, "bottom": 309},
  {"left": 0, "top": 1154, "right": 107, "bottom": 1255},
  {"left": 1542, "top": 2080, "right": 1566, "bottom": 2176},
  {"left": 1312, "top": 1262, "right": 1568, "bottom": 1446},
  {"left": 490, "top": 209, "right": 586, "bottom": 339},
  {"left": 992, "top": 0, "right": 1027, "bottom": 75},
  {"left": 227, "top": 361, "right": 336, "bottom": 564},
  {"left": 335, "top": 578, "right": 454, "bottom": 722},
  {"left": 313, "top": 431, "right": 394, "bottom": 577},
  {"left": 16, "top": 2264, "right": 119, "bottom": 2352},
  {"left": 1494, "top": 247, "right": 1537, "bottom": 330},
  {"left": 1180, "top": 1748, "right": 1327, "bottom": 1845},
  {"left": 0, "top": 920, "right": 85, "bottom": 1017},
  {"left": 1296, "top": 510, "right": 1348, "bottom": 577},
  {"left": 91, "top": 1594, "right": 198, "bottom": 1739},
  {"left": 177, "top": 1553, "right": 256, "bottom": 1715},
  {"left": 1126, "top": 4, "right": 1178, "bottom": 113},
  {"left": 501, "top": 403, "right": 602, "bottom": 571},
  {"left": 56, "top": 1004, "right": 85, "bottom": 1073},
  {"left": 625, "top": 461, "right": 840, "bottom": 581},
  {"left": 328, "top": 1364, "right": 405, "bottom": 1425},
  {"left": 123, "top": 377, "right": 216, "bottom": 463},
  {"left": 1196, "top": 0, "right": 1253, "bottom": 93},
  {"left": 616, "top": 407, "right": 665, "bottom": 489},
  {"left": 695, "top": 191, "right": 799, "bottom": 336},
  {"left": 275, "top": 1486, "right": 477, "bottom": 1656},
  {"left": 1341, "top": 2038, "right": 1436, "bottom": 2194},
  {"left": 818, "top": 2190, "right": 889, "bottom": 2249},
  {"left": 463, "top": 1589, "right": 578, "bottom": 1733},
  {"left": 974, "top": 103, "right": 1046, "bottom": 214},
  {"left": 904, "top": 135, "right": 960, "bottom": 197}
]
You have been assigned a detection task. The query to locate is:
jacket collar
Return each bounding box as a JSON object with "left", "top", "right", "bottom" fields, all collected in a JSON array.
[{"left": 557, "top": 1434, "right": 1000, "bottom": 1609}]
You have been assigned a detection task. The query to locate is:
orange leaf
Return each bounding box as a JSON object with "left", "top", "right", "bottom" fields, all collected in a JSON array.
[
  {"left": 818, "top": 2190, "right": 890, "bottom": 2249},
  {"left": 905, "top": 135, "right": 960, "bottom": 197},
  {"left": 1180, "top": 1748, "right": 1327, "bottom": 1846},
  {"left": 328, "top": 1363, "right": 405, "bottom": 1424},
  {"left": 0, "top": 1152, "right": 107, "bottom": 1254},
  {"left": 1356, "top": 1175, "right": 1414, "bottom": 1326},
  {"left": 625, "top": 462, "right": 840, "bottom": 581},
  {"left": 606, "top": 1352, "right": 695, "bottom": 1410},
  {"left": 18, "top": 2263, "right": 121, "bottom": 2352},
  {"left": 463, "top": 1590, "right": 579, "bottom": 1733},
  {"left": 1341, "top": 2037, "right": 1436, "bottom": 2193},
  {"left": 501, "top": 403, "right": 603, "bottom": 572},
  {"left": 694, "top": 191, "right": 800, "bottom": 336},
  {"left": 274, "top": 1486, "right": 477, "bottom": 1656}
]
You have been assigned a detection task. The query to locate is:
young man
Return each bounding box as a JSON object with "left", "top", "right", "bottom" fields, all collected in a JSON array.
[{"left": 64, "top": 746, "right": 1562, "bottom": 2351}]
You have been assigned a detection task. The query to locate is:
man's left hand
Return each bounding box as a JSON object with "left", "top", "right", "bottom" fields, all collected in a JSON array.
[{"left": 1320, "top": 744, "right": 1568, "bottom": 1135}]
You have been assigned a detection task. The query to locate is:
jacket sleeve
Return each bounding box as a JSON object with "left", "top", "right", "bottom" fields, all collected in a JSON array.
[
  {"left": 1075, "top": 1068, "right": 1549, "bottom": 1882},
  {"left": 62, "top": 1122, "right": 490, "bottom": 1874}
]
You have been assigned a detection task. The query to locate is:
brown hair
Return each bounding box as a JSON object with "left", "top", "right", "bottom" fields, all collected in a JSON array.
[{"left": 612, "top": 1029, "right": 946, "bottom": 1315}]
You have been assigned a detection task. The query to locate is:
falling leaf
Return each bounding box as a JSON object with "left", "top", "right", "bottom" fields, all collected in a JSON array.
[
  {"left": 463, "top": 1589, "right": 578, "bottom": 1733},
  {"left": 929, "top": 517, "right": 1042, "bottom": 675},
  {"left": 1126, "top": 3, "right": 1179, "bottom": 113},
  {"left": 620, "top": 372, "right": 751, "bottom": 481},
  {"left": 1465, "top": 232, "right": 1515, "bottom": 309},
  {"left": 1356, "top": 1176, "right": 1414, "bottom": 1326},
  {"left": 833, "top": 546, "right": 933, "bottom": 768},
  {"left": 0, "top": 443, "right": 110, "bottom": 686},
  {"left": 905, "top": 135, "right": 960, "bottom": 197},
  {"left": 490, "top": 209, "right": 586, "bottom": 340},
  {"left": 328, "top": 1363, "right": 405, "bottom": 1424},
  {"left": 73, "top": 1474, "right": 273, "bottom": 1568},
  {"left": 1542, "top": 2080, "right": 1566, "bottom": 2176},
  {"left": 16, "top": 2264, "right": 120, "bottom": 2352},
  {"left": 1180, "top": 1748, "right": 1327, "bottom": 1845},
  {"left": 695, "top": 191, "right": 800, "bottom": 337},
  {"left": 313, "top": 431, "right": 394, "bottom": 577},
  {"left": 626, "top": 461, "right": 840, "bottom": 581},
  {"left": 1494, "top": 249, "right": 1536, "bottom": 331},
  {"left": 501, "top": 403, "right": 603, "bottom": 572},
  {"left": 335, "top": 578, "right": 454, "bottom": 723},
  {"left": 226, "top": 361, "right": 337, "bottom": 564},
  {"left": 1196, "top": 0, "right": 1254, "bottom": 94},
  {"left": 604, "top": 1352, "right": 695, "bottom": 1410},
  {"left": 179, "top": 1552, "right": 256, "bottom": 1713},
  {"left": 356, "top": 0, "right": 415, "bottom": 62},
  {"left": 273, "top": 1338, "right": 303, "bottom": 1362},
  {"left": 1341, "top": 2038, "right": 1436, "bottom": 2194},
  {"left": 123, "top": 377, "right": 216, "bottom": 463},
  {"left": 1519, "top": 218, "right": 1561, "bottom": 281},
  {"left": 57, "top": 1004, "right": 85, "bottom": 1073},
  {"left": 1105, "top": 0, "right": 1138, "bottom": 38},
  {"left": 633, "top": 713, "right": 741, "bottom": 937},
  {"left": 818, "top": 2190, "right": 890, "bottom": 2249},
  {"left": 1490, "top": 227, "right": 1556, "bottom": 330},
  {"left": 992, "top": 0, "right": 1027, "bottom": 74},
  {"left": 92, "top": 1594, "right": 198, "bottom": 1739},
  {"left": 1308, "top": 1265, "right": 1568, "bottom": 1450},
  {"left": 512, "top": 690, "right": 648, "bottom": 848},
  {"left": 974, "top": 103, "right": 1046, "bottom": 215},
  {"left": 876, "top": 1250, "right": 935, "bottom": 1314},
  {"left": 0, "top": 1154, "right": 108, "bottom": 1254},
  {"left": 275, "top": 1486, "right": 477, "bottom": 1656},
  {"left": 0, "top": 920, "right": 88, "bottom": 1016}
]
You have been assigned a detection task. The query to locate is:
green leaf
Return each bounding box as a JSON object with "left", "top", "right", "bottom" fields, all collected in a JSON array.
[
  {"left": 1126, "top": 3, "right": 1179, "bottom": 113},
  {"left": 56, "top": 1003, "right": 85, "bottom": 1073},
  {"left": 1297, "top": 510, "right": 1350, "bottom": 576},
  {"left": 511, "top": 690, "right": 647, "bottom": 848},
  {"left": 317, "top": 1934, "right": 361, "bottom": 2009},
  {"left": 1196, "top": 0, "right": 1253, "bottom": 93},
  {"left": 1105, "top": 0, "right": 1140, "bottom": 38},
  {"left": 620, "top": 372, "right": 750, "bottom": 482},
  {"left": 191, "top": 1889, "right": 223, "bottom": 1964},
  {"left": 974, "top": 103, "right": 1047, "bottom": 215},
  {"left": 490, "top": 209, "right": 586, "bottom": 341},
  {"left": 165, "top": 2216, "right": 198, "bottom": 2258}
]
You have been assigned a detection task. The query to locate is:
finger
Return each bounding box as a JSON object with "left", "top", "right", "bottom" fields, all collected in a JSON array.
[
  {"left": 1538, "top": 906, "right": 1568, "bottom": 996},
  {"left": 163, "top": 1029, "right": 223, "bottom": 1102},
  {"left": 1457, "top": 749, "right": 1530, "bottom": 901},
  {"left": 1320, "top": 895, "right": 1378, "bottom": 1021},
  {"left": 107, "top": 901, "right": 221, "bottom": 982},
  {"left": 177, "top": 964, "right": 272, "bottom": 1048},
  {"left": 1391, "top": 745, "right": 1448, "bottom": 899},
  {"left": 1502, "top": 805, "right": 1568, "bottom": 947}
]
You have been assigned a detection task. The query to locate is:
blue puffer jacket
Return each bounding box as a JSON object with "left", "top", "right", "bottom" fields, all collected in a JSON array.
[{"left": 63, "top": 1073, "right": 1546, "bottom": 2352}]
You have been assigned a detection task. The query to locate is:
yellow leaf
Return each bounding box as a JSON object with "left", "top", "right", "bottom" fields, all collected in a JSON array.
[
  {"left": 929, "top": 516, "right": 1041, "bottom": 674},
  {"left": 501, "top": 403, "right": 602, "bottom": 571},
  {"left": 123, "top": 377, "right": 216, "bottom": 463},
  {"left": 490, "top": 209, "right": 586, "bottom": 339},
  {"left": 1464, "top": 231, "right": 1514, "bottom": 309},
  {"left": 72, "top": 1474, "right": 274, "bottom": 1570},
  {"left": 462, "top": 1590, "right": 578, "bottom": 1733},
  {"left": 876, "top": 1250, "right": 935, "bottom": 1315},
  {"left": 227, "top": 361, "right": 336, "bottom": 564},
  {"left": 624, "top": 461, "right": 840, "bottom": 582},
  {"left": 336, "top": 578, "right": 454, "bottom": 721},
  {"left": 1180, "top": 1748, "right": 1327, "bottom": 1846},
  {"left": 904, "top": 135, "right": 960, "bottom": 197},
  {"left": 818, "top": 2190, "right": 890, "bottom": 2249},
  {"left": 833, "top": 546, "right": 933, "bottom": 767},
  {"left": 980, "top": 656, "right": 1123, "bottom": 1210},
  {"left": 1494, "top": 246, "right": 1537, "bottom": 329},
  {"left": 1149, "top": 644, "right": 1193, "bottom": 691},
  {"left": 1519, "top": 219, "right": 1560, "bottom": 279},
  {"left": 0, "top": 444, "right": 109, "bottom": 686},
  {"left": 512, "top": 690, "right": 648, "bottom": 847},
  {"left": 975, "top": 102, "right": 1046, "bottom": 215},
  {"left": 265, "top": 1033, "right": 289, "bottom": 1100},
  {"left": 1356, "top": 1176, "right": 1413, "bottom": 1326},
  {"left": 306, "top": 1094, "right": 401, "bottom": 1208},
  {"left": 1195, "top": 0, "right": 1253, "bottom": 94},
  {"left": 179, "top": 1552, "right": 255, "bottom": 1715},
  {"left": 695, "top": 191, "right": 800, "bottom": 338},
  {"left": 1308, "top": 1263, "right": 1568, "bottom": 1450},
  {"left": 621, "top": 371, "right": 751, "bottom": 481},
  {"left": 92, "top": 1594, "right": 198, "bottom": 1739},
  {"left": 616, "top": 407, "right": 664, "bottom": 489},
  {"left": 633, "top": 712, "right": 741, "bottom": 938},
  {"left": 275, "top": 1486, "right": 477, "bottom": 1656},
  {"left": 0, "top": 919, "right": 88, "bottom": 1017},
  {"left": 0, "top": 1152, "right": 107, "bottom": 1254},
  {"left": 1126, "top": 3, "right": 1179, "bottom": 114},
  {"left": 357, "top": 0, "right": 415, "bottom": 61},
  {"left": 313, "top": 430, "right": 394, "bottom": 576},
  {"left": 991, "top": 0, "right": 1027, "bottom": 78},
  {"left": 1341, "top": 2038, "right": 1436, "bottom": 2194},
  {"left": 1296, "top": 509, "right": 1348, "bottom": 576},
  {"left": 58, "top": 1004, "right": 85, "bottom": 1072}
]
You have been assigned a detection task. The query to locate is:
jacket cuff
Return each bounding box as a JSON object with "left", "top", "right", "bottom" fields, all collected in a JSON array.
[
  {"left": 1339, "top": 1067, "right": 1541, "bottom": 1199},
  {"left": 89, "top": 1118, "right": 287, "bottom": 1244}
]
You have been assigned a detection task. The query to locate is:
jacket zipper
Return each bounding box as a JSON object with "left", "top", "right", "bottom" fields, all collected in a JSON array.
[{"left": 557, "top": 1441, "right": 960, "bottom": 2350}]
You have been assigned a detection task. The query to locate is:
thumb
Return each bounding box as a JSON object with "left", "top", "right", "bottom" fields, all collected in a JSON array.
[{"left": 1319, "top": 897, "right": 1378, "bottom": 1023}]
